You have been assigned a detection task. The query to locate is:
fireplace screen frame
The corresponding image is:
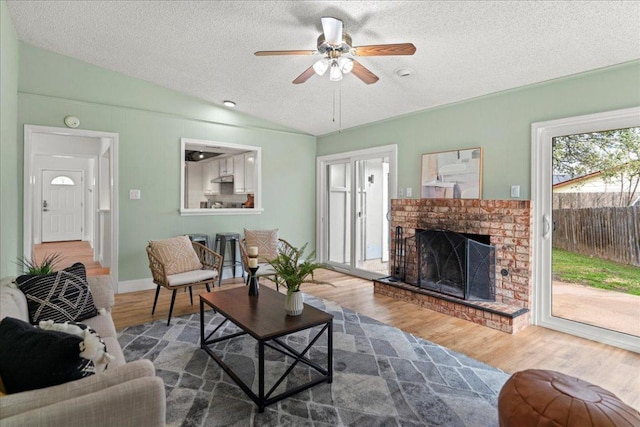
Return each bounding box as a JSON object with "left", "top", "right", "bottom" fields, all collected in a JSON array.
[{"left": 410, "top": 229, "right": 496, "bottom": 301}]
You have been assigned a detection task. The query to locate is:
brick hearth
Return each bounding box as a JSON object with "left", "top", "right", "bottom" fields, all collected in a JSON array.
[{"left": 376, "top": 198, "right": 533, "bottom": 334}]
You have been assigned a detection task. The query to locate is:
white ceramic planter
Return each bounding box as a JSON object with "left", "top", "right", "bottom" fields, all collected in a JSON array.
[{"left": 285, "top": 291, "right": 303, "bottom": 316}]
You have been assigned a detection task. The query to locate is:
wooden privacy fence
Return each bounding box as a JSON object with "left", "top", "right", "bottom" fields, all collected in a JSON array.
[{"left": 553, "top": 207, "right": 640, "bottom": 266}]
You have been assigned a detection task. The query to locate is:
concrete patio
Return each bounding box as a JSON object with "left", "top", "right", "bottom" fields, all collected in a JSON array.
[{"left": 552, "top": 281, "right": 640, "bottom": 337}]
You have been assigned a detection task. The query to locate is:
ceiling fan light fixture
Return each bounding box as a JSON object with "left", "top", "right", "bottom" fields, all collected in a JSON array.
[
  {"left": 313, "top": 58, "right": 329, "bottom": 76},
  {"left": 337, "top": 57, "right": 353, "bottom": 74},
  {"left": 329, "top": 60, "right": 343, "bottom": 81}
]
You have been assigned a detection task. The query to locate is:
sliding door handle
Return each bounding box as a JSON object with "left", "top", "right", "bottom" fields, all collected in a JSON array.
[{"left": 542, "top": 214, "right": 551, "bottom": 239}]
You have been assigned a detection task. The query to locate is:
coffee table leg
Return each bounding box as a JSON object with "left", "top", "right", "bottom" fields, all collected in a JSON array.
[
  {"left": 258, "top": 340, "right": 265, "bottom": 413},
  {"left": 328, "top": 320, "right": 333, "bottom": 383},
  {"left": 200, "top": 298, "right": 204, "bottom": 348}
]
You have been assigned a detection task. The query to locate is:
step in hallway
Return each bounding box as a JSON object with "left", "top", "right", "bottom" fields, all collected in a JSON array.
[{"left": 33, "top": 241, "right": 109, "bottom": 277}]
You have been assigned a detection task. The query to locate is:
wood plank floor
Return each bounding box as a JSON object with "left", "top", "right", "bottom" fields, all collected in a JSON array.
[
  {"left": 112, "top": 269, "right": 640, "bottom": 410},
  {"left": 33, "top": 241, "right": 109, "bottom": 276}
]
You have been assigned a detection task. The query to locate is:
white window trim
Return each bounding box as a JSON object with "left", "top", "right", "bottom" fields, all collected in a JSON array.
[{"left": 531, "top": 106, "right": 640, "bottom": 352}]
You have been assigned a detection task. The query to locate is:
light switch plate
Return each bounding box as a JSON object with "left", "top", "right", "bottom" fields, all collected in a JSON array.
[
  {"left": 406, "top": 187, "right": 412, "bottom": 197},
  {"left": 129, "top": 189, "right": 141, "bottom": 200},
  {"left": 510, "top": 185, "right": 520, "bottom": 198},
  {"left": 398, "top": 187, "right": 404, "bottom": 197}
]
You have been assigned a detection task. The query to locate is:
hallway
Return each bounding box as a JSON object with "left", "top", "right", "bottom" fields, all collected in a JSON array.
[{"left": 33, "top": 241, "right": 109, "bottom": 277}]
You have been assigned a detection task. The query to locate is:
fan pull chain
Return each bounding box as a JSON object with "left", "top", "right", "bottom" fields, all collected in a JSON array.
[
  {"left": 332, "top": 83, "right": 343, "bottom": 132},
  {"left": 339, "top": 80, "right": 342, "bottom": 132},
  {"left": 332, "top": 88, "right": 336, "bottom": 123}
]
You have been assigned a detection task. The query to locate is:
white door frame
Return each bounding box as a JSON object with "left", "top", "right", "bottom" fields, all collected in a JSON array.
[
  {"left": 531, "top": 106, "right": 640, "bottom": 352},
  {"left": 24, "top": 125, "right": 119, "bottom": 285},
  {"left": 316, "top": 144, "right": 397, "bottom": 280}
]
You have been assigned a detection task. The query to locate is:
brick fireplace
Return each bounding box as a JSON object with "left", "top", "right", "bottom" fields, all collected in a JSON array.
[{"left": 374, "top": 199, "right": 533, "bottom": 333}]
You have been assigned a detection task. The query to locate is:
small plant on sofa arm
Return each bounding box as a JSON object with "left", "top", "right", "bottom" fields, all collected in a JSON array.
[{"left": 16, "top": 253, "right": 64, "bottom": 274}]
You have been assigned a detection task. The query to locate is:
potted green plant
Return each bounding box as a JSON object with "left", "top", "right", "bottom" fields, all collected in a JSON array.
[
  {"left": 16, "top": 252, "right": 64, "bottom": 275},
  {"left": 267, "top": 243, "right": 333, "bottom": 316}
]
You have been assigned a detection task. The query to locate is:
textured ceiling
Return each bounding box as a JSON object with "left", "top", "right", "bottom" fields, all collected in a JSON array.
[{"left": 6, "top": 1, "right": 640, "bottom": 136}]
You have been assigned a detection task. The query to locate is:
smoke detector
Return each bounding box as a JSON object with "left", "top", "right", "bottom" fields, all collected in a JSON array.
[{"left": 395, "top": 68, "right": 412, "bottom": 77}]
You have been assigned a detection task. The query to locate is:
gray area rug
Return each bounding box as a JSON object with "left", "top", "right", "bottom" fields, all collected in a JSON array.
[{"left": 117, "top": 293, "right": 509, "bottom": 426}]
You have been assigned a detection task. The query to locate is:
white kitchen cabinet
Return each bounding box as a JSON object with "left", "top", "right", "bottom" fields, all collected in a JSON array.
[
  {"left": 219, "top": 156, "right": 234, "bottom": 176},
  {"left": 244, "top": 151, "right": 256, "bottom": 194},
  {"left": 203, "top": 159, "right": 220, "bottom": 195},
  {"left": 233, "top": 152, "right": 256, "bottom": 194},
  {"left": 233, "top": 154, "right": 245, "bottom": 194}
]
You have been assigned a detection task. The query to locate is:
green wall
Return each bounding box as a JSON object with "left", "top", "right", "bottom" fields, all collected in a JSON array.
[
  {"left": 4, "top": 14, "right": 639, "bottom": 282},
  {"left": 0, "top": 0, "right": 19, "bottom": 277},
  {"left": 317, "top": 61, "right": 640, "bottom": 200},
  {"left": 13, "top": 44, "right": 316, "bottom": 282}
]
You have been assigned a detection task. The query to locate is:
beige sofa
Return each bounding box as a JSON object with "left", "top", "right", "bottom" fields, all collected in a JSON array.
[{"left": 0, "top": 275, "right": 166, "bottom": 427}]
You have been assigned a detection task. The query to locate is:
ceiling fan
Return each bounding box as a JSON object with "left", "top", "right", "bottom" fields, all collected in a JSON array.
[{"left": 255, "top": 16, "right": 416, "bottom": 85}]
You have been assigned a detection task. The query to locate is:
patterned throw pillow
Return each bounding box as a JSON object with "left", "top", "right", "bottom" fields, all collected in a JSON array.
[
  {"left": 148, "top": 236, "right": 202, "bottom": 275},
  {"left": 0, "top": 317, "right": 95, "bottom": 393},
  {"left": 244, "top": 229, "right": 279, "bottom": 262},
  {"left": 16, "top": 262, "right": 98, "bottom": 324}
]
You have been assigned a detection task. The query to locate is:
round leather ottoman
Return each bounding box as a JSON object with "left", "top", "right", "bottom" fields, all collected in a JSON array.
[{"left": 498, "top": 369, "right": 640, "bottom": 427}]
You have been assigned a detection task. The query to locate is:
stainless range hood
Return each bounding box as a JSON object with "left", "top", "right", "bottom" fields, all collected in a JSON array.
[{"left": 212, "top": 175, "right": 233, "bottom": 183}]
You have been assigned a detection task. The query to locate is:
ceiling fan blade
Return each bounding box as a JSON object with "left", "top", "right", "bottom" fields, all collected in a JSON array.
[
  {"left": 321, "top": 16, "right": 343, "bottom": 46},
  {"left": 352, "top": 61, "right": 379, "bottom": 85},
  {"left": 254, "top": 50, "right": 316, "bottom": 56},
  {"left": 353, "top": 43, "right": 417, "bottom": 56},
  {"left": 292, "top": 66, "right": 316, "bottom": 84}
]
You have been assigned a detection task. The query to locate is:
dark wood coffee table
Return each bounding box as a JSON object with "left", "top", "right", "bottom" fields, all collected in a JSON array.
[{"left": 199, "top": 286, "right": 333, "bottom": 412}]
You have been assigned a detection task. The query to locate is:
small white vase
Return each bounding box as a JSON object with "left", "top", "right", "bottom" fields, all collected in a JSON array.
[{"left": 285, "top": 291, "right": 303, "bottom": 316}]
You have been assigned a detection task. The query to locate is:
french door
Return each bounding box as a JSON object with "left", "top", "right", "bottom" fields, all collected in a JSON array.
[
  {"left": 532, "top": 107, "right": 640, "bottom": 352},
  {"left": 317, "top": 145, "right": 397, "bottom": 279}
]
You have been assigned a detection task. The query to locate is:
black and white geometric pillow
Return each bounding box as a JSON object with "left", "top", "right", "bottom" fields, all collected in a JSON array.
[{"left": 16, "top": 262, "right": 98, "bottom": 324}]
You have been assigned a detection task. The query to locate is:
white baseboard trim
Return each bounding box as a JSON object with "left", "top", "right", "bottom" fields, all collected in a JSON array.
[{"left": 117, "top": 278, "right": 155, "bottom": 293}]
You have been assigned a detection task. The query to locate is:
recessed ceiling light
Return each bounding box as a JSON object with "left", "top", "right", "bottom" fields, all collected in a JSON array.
[
  {"left": 395, "top": 68, "right": 412, "bottom": 77},
  {"left": 223, "top": 100, "right": 236, "bottom": 108}
]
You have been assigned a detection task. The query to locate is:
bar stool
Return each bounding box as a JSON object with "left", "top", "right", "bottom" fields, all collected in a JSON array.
[
  {"left": 214, "top": 232, "right": 244, "bottom": 286},
  {"left": 185, "top": 233, "right": 210, "bottom": 248}
]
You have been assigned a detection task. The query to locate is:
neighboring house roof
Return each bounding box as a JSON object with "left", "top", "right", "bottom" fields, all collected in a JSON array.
[
  {"left": 553, "top": 171, "right": 602, "bottom": 190},
  {"left": 552, "top": 174, "right": 573, "bottom": 185}
]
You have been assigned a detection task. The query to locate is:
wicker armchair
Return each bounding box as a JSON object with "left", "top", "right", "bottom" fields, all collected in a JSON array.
[
  {"left": 147, "top": 241, "right": 223, "bottom": 325},
  {"left": 239, "top": 238, "right": 295, "bottom": 292}
]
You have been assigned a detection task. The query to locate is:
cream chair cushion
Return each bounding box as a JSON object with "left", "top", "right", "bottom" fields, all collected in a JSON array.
[
  {"left": 148, "top": 236, "right": 202, "bottom": 275},
  {"left": 244, "top": 229, "right": 279, "bottom": 262},
  {"left": 167, "top": 270, "right": 217, "bottom": 287}
]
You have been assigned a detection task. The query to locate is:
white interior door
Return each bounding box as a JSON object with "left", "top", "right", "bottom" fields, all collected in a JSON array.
[
  {"left": 41, "top": 170, "right": 84, "bottom": 242},
  {"left": 327, "top": 161, "right": 351, "bottom": 266}
]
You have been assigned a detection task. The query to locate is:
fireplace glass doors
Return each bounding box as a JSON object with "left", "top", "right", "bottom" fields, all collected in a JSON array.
[{"left": 413, "top": 229, "right": 496, "bottom": 301}]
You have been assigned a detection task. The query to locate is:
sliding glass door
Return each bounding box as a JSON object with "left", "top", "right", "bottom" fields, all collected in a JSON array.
[
  {"left": 318, "top": 146, "right": 396, "bottom": 278},
  {"left": 532, "top": 108, "right": 640, "bottom": 352}
]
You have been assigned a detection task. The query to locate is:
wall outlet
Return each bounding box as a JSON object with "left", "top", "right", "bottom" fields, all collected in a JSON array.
[
  {"left": 129, "top": 189, "right": 141, "bottom": 200},
  {"left": 510, "top": 185, "right": 520, "bottom": 198},
  {"left": 406, "top": 187, "right": 412, "bottom": 197}
]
